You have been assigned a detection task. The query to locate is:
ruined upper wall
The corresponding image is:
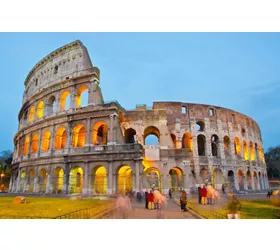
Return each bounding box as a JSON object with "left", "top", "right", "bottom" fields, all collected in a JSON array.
[{"left": 23, "top": 40, "right": 97, "bottom": 103}]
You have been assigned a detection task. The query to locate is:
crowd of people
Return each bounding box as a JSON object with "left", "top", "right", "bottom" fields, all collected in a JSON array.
[{"left": 197, "top": 184, "right": 220, "bottom": 205}]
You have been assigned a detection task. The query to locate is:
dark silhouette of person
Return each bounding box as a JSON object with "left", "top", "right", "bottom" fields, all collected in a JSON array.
[
  {"left": 145, "top": 189, "right": 149, "bottom": 209},
  {"left": 222, "top": 184, "right": 225, "bottom": 194},
  {"left": 169, "top": 189, "right": 172, "bottom": 199},
  {"left": 198, "top": 185, "right": 202, "bottom": 204}
]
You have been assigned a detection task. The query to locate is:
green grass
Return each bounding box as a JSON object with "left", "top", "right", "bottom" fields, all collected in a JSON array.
[{"left": 0, "top": 196, "right": 111, "bottom": 219}]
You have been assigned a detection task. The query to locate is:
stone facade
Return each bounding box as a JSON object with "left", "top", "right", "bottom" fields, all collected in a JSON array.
[{"left": 10, "top": 40, "right": 269, "bottom": 195}]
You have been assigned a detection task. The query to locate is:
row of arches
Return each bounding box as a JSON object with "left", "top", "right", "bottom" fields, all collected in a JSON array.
[{"left": 20, "top": 85, "right": 89, "bottom": 128}]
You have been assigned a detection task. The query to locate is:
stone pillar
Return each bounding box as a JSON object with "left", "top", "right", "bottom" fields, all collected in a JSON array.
[
  {"left": 233, "top": 170, "right": 239, "bottom": 191},
  {"left": 251, "top": 171, "right": 255, "bottom": 191},
  {"left": 82, "top": 162, "right": 89, "bottom": 196},
  {"left": 108, "top": 113, "right": 118, "bottom": 145},
  {"left": 135, "top": 160, "right": 140, "bottom": 191},
  {"left": 55, "top": 92, "right": 60, "bottom": 112},
  {"left": 107, "top": 161, "right": 113, "bottom": 194},
  {"left": 88, "top": 80, "right": 96, "bottom": 105},
  {"left": 28, "top": 132, "right": 33, "bottom": 159},
  {"left": 243, "top": 174, "right": 248, "bottom": 190},
  {"left": 50, "top": 125, "right": 55, "bottom": 155},
  {"left": 85, "top": 117, "right": 91, "bottom": 146},
  {"left": 66, "top": 127, "right": 72, "bottom": 153},
  {"left": 112, "top": 173, "right": 117, "bottom": 194},
  {"left": 33, "top": 168, "right": 39, "bottom": 193},
  {"left": 70, "top": 90, "right": 76, "bottom": 110},
  {"left": 37, "top": 128, "right": 43, "bottom": 157},
  {"left": 132, "top": 172, "right": 136, "bottom": 192},
  {"left": 46, "top": 168, "right": 53, "bottom": 194}
]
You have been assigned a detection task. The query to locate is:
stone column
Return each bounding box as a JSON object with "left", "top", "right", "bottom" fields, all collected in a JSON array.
[
  {"left": 37, "top": 128, "right": 43, "bottom": 157},
  {"left": 28, "top": 131, "right": 33, "bottom": 159},
  {"left": 70, "top": 89, "right": 76, "bottom": 110},
  {"left": 82, "top": 162, "right": 89, "bottom": 196},
  {"left": 46, "top": 167, "right": 53, "bottom": 194},
  {"left": 33, "top": 168, "right": 39, "bottom": 193},
  {"left": 243, "top": 174, "right": 248, "bottom": 190},
  {"left": 132, "top": 172, "right": 136, "bottom": 192},
  {"left": 233, "top": 170, "right": 239, "bottom": 191},
  {"left": 50, "top": 125, "right": 55, "bottom": 155},
  {"left": 55, "top": 92, "right": 60, "bottom": 112},
  {"left": 135, "top": 160, "right": 140, "bottom": 191},
  {"left": 108, "top": 114, "right": 116, "bottom": 145},
  {"left": 85, "top": 117, "right": 91, "bottom": 146},
  {"left": 88, "top": 80, "right": 96, "bottom": 105},
  {"left": 107, "top": 161, "right": 113, "bottom": 194},
  {"left": 112, "top": 173, "right": 117, "bottom": 194},
  {"left": 66, "top": 126, "right": 72, "bottom": 153},
  {"left": 251, "top": 171, "right": 255, "bottom": 191}
]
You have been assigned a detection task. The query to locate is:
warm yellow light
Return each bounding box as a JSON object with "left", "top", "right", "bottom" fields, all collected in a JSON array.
[
  {"left": 36, "top": 101, "right": 44, "bottom": 118},
  {"left": 55, "top": 168, "right": 64, "bottom": 191},
  {"left": 92, "top": 121, "right": 108, "bottom": 145},
  {"left": 95, "top": 166, "right": 107, "bottom": 194},
  {"left": 69, "top": 167, "right": 83, "bottom": 193},
  {"left": 76, "top": 85, "right": 88, "bottom": 108},
  {"left": 234, "top": 137, "right": 240, "bottom": 155},
  {"left": 23, "top": 136, "right": 30, "bottom": 155},
  {"left": 60, "top": 91, "right": 71, "bottom": 111},
  {"left": 55, "top": 127, "right": 67, "bottom": 149},
  {"left": 243, "top": 140, "right": 249, "bottom": 160},
  {"left": 118, "top": 165, "right": 132, "bottom": 193},
  {"left": 72, "top": 124, "right": 85, "bottom": 147},
  {"left": 183, "top": 132, "right": 193, "bottom": 152},
  {"left": 29, "top": 106, "right": 35, "bottom": 122},
  {"left": 31, "top": 134, "right": 39, "bottom": 153},
  {"left": 250, "top": 141, "right": 255, "bottom": 161},
  {"left": 41, "top": 130, "right": 51, "bottom": 152}
]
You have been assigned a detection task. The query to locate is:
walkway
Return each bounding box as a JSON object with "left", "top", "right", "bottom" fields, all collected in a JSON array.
[{"left": 104, "top": 198, "right": 197, "bottom": 219}]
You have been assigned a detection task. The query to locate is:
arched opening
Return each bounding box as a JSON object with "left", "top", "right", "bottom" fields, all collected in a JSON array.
[
  {"left": 29, "top": 106, "right": 35, "bottom": 122},
  {"left": 47, "top": 96, "right": 56, "bottom": 115},
  {"left": 125, "top": 128, "right": 137, "bottom": 144},
  {"left": 72, "top": 124, "right": 86, "bottom": 147},
  {"left": 182, "top": 132, "right": 193, "bottom": 151},
  {"left": 69, "top": 167, "right": 83, "bottom": 194},
  {"left": 60, "top": 91, "right": 71, "bottom": 111},
  {"left": 19, "top": 171, "right": 26, "bottom": 192},
  {"left": 168, "top": 167, "right": 183, "bottom": 192},
  {"left": 144, "top": 126, "right": 160, "bottom": 145},
  {"left": 241, "top": 128, "right": 246, "bottom": 137},
  {"left": 250, "top": 141, "right": 255, "bottom": 160},
  {"left": 117, "top": 166, "right": 132, "bottom": 193},
  {"left": 27, "top": 170, "right": 35, "bottom": 192},
  {"left": 234, "top": 137, "right": 240, "bottom": 155},
  {"left": 243, "top": 140, "right": 249, "bottom": 160},
  {"left": 258, "top": 145, "right": 264, "bottom": 163},
  {"left": 211, "top": 134, "right": 219, "bottom": 156},
  {"left": 143, "top": 166, "right": 161, "bottom": 191},
  {"left": 197, "top": 134, "right": 206, "bottom": 156},
  {"left": 238, "top": 170, "right": 244, "bottom": 191},
  {"left": 92, "top": 122, "right": 108, "bottom": 145},
  {"left": 224, "top": 136, "right": 230, "bottom": 153},
  {"left": 41, "top": 130, "right": 51, "bottom": 152},
  {"left": 31, "top": 134, "right": 39, "bottom": 153},
  {"left": 227, "top": 170, "right": 234, "bottom": 188},
  {"left": 76, "top": 86, "right": 89, "bottom": 108},
  {"left": 93, "top": 166, "right": 107, "bottom": 194},
  {"left": 196, "top": 121, "right": 205, "bottom": 132},
  {"left": 170, "top": 133, "right": 177, "bottom": 148},
  {"left": 52, "top": 167, "right": 64, "bottom": 194},
  {"left": 23, "top": 136, "right": 30, "bottom": 155},
  {"left": 212, "top": 168, "right": 223, "bottom": 188},
  {"left": 36, "top": 101, "right": 44, "bottom": 119},
  {"left": 54, "top": 127, "right": 67, "bottom": 149},
  {"left": 38, "top": 169, "right": 48, "bottom": 193},
  {"left": 246, "top": 171, "right": 252, "bottom": 190},
  {"left": 254, "top": 171, "right": 258, "bottom": 191}
]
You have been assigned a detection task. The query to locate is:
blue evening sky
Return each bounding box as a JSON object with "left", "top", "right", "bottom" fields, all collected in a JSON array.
[{"left": 0, "top": 33, "right": 279, "bottom": 152}]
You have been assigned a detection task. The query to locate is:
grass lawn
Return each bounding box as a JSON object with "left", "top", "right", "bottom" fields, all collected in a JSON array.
[
  {"left": 188, "top": 200, "right": 280, "bottom": 219},
  {"left": 0, "top": 196, "right": 112, "bottom": 219}
]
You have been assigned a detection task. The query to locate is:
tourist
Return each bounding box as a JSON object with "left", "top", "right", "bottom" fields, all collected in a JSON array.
[
  {"left": 148, "top": 190, "right": 154, "bottom": 210},
  {"left": 206, "top": 184, "right": 213, "bottom": 204},
  {"left": 201, "top": 185, "right": 207, "bottom": 205},
  {"left": 116, "top": 192, "right": 132, "bottom": 219},
  {"left": 157, "top": 194, "right": 167, "bottom": 219},
  {"left": 198, "top": 185, "right": 202, "bottom": 204},
  {"left": 145, "top": 189, "right": 149, "bottom": 209},
  {"left": 136, "top": 191, "right": 142, "bottom": 203},
  {"left": 153, "top": 189, "right": 160, "bottom": 209},
  {"left": 222, "top": 184, "right": 225, "bottom": 194},
  {"left": 226, "top": 192, "right": 241, "bottom": 219},
  {"left": 180, "top": 190, "right": 187, "bottom": 212},
  {"left": 169, "top": 189, "right": 172, "bottom": 199}
]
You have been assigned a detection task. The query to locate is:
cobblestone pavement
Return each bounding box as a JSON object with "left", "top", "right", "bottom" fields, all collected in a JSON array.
[{"left": 104, "top": 199, "right": 197, "bottom": 219}]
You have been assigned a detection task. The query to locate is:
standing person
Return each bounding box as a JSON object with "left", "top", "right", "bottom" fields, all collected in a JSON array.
[
  {"left": 145, "top": 189, "right": 149, "bottom": 209},
  {"left": 136, "top": 191, "right": 142, "bottom": 203},
  {"left": 169, "top": 189, "right": 172, "bottom": 199},
  {"left": 148, "top": 190, "right": 154, "bottom": 210},
  {"left": 206, "top": 184, "right": 212, "bottom": 204},
  {"left": 180, "top": 190, "right": 187, "bottom": 212},
  {"left": 222, "top": 184, "right": 225, "bottom": 194},
  {"left": 157, "top": 194, "right": 167, "bottom": 219},
  {"left": 227, "top": 192, "right": 241, "bottom": 219},
  {"left": 154, "top": 190, "right": 160, "bottom": 209},
  {"left": 198, "top": 185, "right": 202, "bottom": 204},
  {"left": 201, "top": 185, "right": 207, "bottom": 205},
  {"left": 116, "top": 192, "right": 132, "bottom": 219}
]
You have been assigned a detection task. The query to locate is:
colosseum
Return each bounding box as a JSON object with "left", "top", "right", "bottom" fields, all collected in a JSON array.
[{"left": 10, "top": 40, "right": 269, "bottom": 196}]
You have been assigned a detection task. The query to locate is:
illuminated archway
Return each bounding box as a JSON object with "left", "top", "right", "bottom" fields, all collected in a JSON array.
[
  {"left": 41, "top": 130, "right": 51, "bottom": 152},
  {"left": 168, "top": 167, "right": 183, "bottom": 192},
  {"left": 250, "top": 141, "right": 255, "bottom": 160},
  {"left": 76, "top": 85, "right": 89, "bottom": 108},
  {"left": 23, "top": 136, "right": 30, "bottom": 155},
  {"left": 212, "top": 168, "right": 223, "bottom": 188},
  {"left": 125, "top": 128, "right": 137, "bottom": 143},
  {"left": 38, "top": 168, "right": 48, "bottom": 193},
  {"left": 243, "top": 140, "right": 249, "bottom": 160},
  {"left": 92, "top": 122, "right": 108, "bottom": 145},
  {"left": 144, "top": 126, "right": 160, "bottom": 145},
  {"left": 238, "top": 170, "right": 244, "bottom": 191},
  {"left": 227, "top": 170, "right": 234, "bottom": 189},
  {"left": 224, "top": 136, "right": 230, "bottom": 154},
  {"left": 246, "top": 171, "right": 252, "bottom": 190},
  {"left": 54, "top": 127, "right": 67, "bottom": 149},
  {"left": 234, "top": 137, "right": 240, "bottom": 155},
  {"left": 53, "top": 167, "right": 64, "bottom": 193},
  {"left": 60, "top": 91, "right": 71, "bottom": 111},
  {"left": 93, "top": 166, "right": 107, "bottom": 194},
  {"left": 197, "top": 134, "right": 206, "bottom": 156},
  {"left": 211, "top": 135, "right": 219, "bottom": 156},
  {"left": 27, "top": 170, "right": 35, "bottom": 192},
  {"left": 143, "top": 161, "right": 161, "bottom": 191},
  {"left": 36, "top": 101, "right": 44, "bottom": 119},
  {"left": 170, "top": 133, "right": 176, "bottom": 148},
  {"left": 253, "top": 171, "right": 258, "bottom": 191},
  {"left": 72, "top": 124, "right": 86, "bottom": 147},
  {"left": 31, "top": 134, "right": 39, "bottom": 153},
  {"left": 69, "top": 167, "right": 83, "bottom": 194},
  {"left": 19, "top": 171, "right": 26, "bottom": 192},
  {"left": 182, "top": 132, "right": 193, "bottom": 151},
  {"left": 29, "top": 106, "right": 35, "bottom": 122},
  {"left": 117, "top": 166, "right": 132, "bottom": 193}
]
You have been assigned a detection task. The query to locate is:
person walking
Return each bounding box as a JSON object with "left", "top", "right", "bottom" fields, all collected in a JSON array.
[
  {"left": 116, "top": 192, "right": 132, "bottom": 219},
  {"left": 222, "top": 184, "right": 225, "bottom": 194},
  {"left": 227, "top": 192, "right": 241, "bottom": 219},
  {"left": 198, "top": 185, "right": 202, "bottom": 204},
  {"left": 180, "top": 190, "right": 187, "bottom": 212},
  {"left": 157, "top": 194, "right": 167, "bottom": 219},
  {"left": 206, "top": 184, "right": 213, "bottom": 204},
  {"left": 201, "top": 185, "right": 207, "bottom": 205},
  {"left": 169, "top": 189, "right": 172, "bottom": 199},
  {"left": 148, "top": 190, "right": 154, "bottom": 210},
  {"left": 145, "top": 189, "right": 149, "bottom": 209}
]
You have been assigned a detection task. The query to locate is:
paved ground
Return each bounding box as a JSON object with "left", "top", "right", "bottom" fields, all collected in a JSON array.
[{"left": 104, "top": 199, "right": 197, "bottom": 219}]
